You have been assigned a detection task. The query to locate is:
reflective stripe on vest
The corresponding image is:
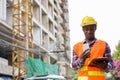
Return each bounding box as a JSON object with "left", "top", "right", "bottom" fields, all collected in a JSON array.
[
  {"left": 79, "top": 66, "right": 105, "bottom": 76},
  {"left": 78, "top": 76, "right": 106, "bottom": 80},
  {"left": 79, "top": 66, "right": 88, "bottom": 71},
  {"left": 79, "top": 70, "right": 105, "bottom": 76},
  {"left": 78, "top": 76, "right": 88, "bottom": 80},
  {"left": 88, "top": 71, "right": 105, "bottom": 76}
]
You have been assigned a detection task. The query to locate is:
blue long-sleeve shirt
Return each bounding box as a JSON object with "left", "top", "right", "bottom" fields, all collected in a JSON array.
[{"left": 72, "top": 39, "right": 113, "bottom": 73}]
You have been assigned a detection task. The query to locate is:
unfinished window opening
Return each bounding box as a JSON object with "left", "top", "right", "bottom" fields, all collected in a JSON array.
[
  {"left": 48, "top": 19, "right": 53, "bottom": 34},
  {"left": 48, "top": 1, "right": 53, "bottom": 17},
  {"left": 42, "top": 10, "right": 48, "bottom": 29},
  {"left": 49, "top": 37, "right": 55, "bottom": 51},
  {"left": 33, "top": 23, "right": 41, "bottom": 45},
  {"left": 42, "top": 31, "right": 48, "bottom": 49},
  {"left": 33, "top": 3, "right": 40, "bottom": 21},
  {"left": 41, "top": 0, "right": 48, "bottom": 9}
]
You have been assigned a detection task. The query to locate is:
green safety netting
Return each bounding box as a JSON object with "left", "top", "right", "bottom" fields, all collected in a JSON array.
[{"left": 24, "top": 56, "right": 58, "bottom": 78}]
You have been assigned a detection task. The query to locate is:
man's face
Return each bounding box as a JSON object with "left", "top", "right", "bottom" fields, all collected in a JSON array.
[{"left": 82, "top": 25, "right": 96, "bottom": 41}]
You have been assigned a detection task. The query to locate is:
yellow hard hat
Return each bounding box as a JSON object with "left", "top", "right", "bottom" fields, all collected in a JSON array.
[{"left": 81, "top": 16, "right": 97, "bottom": 27}]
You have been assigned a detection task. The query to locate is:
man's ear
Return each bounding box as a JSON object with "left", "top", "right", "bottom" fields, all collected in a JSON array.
[{"left": 94, "top": 26, "right": 97, "bottom": 30}]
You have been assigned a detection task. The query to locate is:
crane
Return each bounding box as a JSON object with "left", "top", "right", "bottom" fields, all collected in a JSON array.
[{"left": 12, "top": 0, "right": 33, "bottom": 79}]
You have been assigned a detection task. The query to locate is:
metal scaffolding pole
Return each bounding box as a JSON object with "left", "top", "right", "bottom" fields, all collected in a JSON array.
[{"left": 12, "top": 0, "right": 33, "bottom": 80}]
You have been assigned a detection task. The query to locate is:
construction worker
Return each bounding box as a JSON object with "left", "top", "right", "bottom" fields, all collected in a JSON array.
[{"left": 72, "top": 16, "right": 113, "bottom": 80}]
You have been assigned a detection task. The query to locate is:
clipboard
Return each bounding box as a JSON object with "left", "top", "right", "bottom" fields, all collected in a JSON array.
[
  {"left": 92, "top": 57, "right": 109, "bottom": 62},
  {"left": 89, "top": 57, "right": 109, "bottom": 66}
]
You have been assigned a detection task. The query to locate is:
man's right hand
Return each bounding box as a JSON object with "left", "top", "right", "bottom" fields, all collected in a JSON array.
[
  {"left": 80, "top": 49, "right": 91, "bottom": 60},
  {"left": 89, "top": 58, "right": 108, "bottom": 70}
]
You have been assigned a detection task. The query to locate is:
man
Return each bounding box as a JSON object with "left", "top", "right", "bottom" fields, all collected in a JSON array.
[{"left": 72, "top": 16, "right": 113, "bottom": 80}]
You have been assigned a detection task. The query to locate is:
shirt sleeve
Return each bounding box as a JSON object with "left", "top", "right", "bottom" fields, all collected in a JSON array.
[
  {"left": 104, "top": 43, "right": 113, "bottom": 73},
  {"left": 72, "top": 50, "right": 84, "bottom": 70}
]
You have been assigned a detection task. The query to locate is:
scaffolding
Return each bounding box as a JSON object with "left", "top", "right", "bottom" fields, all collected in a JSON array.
[{"left": 12, "top": 0, "right": 33, "bottom": 80}]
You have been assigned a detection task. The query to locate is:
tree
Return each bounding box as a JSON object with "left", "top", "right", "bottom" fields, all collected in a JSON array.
[
  {"left": 113, "top": 41, "right": 120, "bottom": 60},
  {"left": 72, "top": 70, "right": 78, "bottom": 80}
]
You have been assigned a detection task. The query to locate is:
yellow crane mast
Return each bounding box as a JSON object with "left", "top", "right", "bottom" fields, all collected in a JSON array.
[{"left": 12, "top": 0, "right": 33, "bottom": 79}]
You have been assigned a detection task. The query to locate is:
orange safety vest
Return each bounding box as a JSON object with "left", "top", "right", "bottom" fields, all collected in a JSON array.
[{"left": 74, "top": 40, "right": 106, "bottom": 80}]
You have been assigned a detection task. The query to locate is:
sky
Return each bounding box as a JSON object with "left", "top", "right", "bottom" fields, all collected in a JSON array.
[{"left": 68, "top": 0, "right": 120, "bottom": 54}]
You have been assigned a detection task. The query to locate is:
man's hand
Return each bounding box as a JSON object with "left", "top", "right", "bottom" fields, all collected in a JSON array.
[
  {"left": 89, "top": 59, "right": 108, "bottom": 70},
  {"left": 80, "top": 49, "right": 90, "bottom": 60}
]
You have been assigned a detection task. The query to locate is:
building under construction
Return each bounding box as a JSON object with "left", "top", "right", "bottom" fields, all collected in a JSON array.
[{"left": 0, "top": 0, "right": 72, "bottom": 80}]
